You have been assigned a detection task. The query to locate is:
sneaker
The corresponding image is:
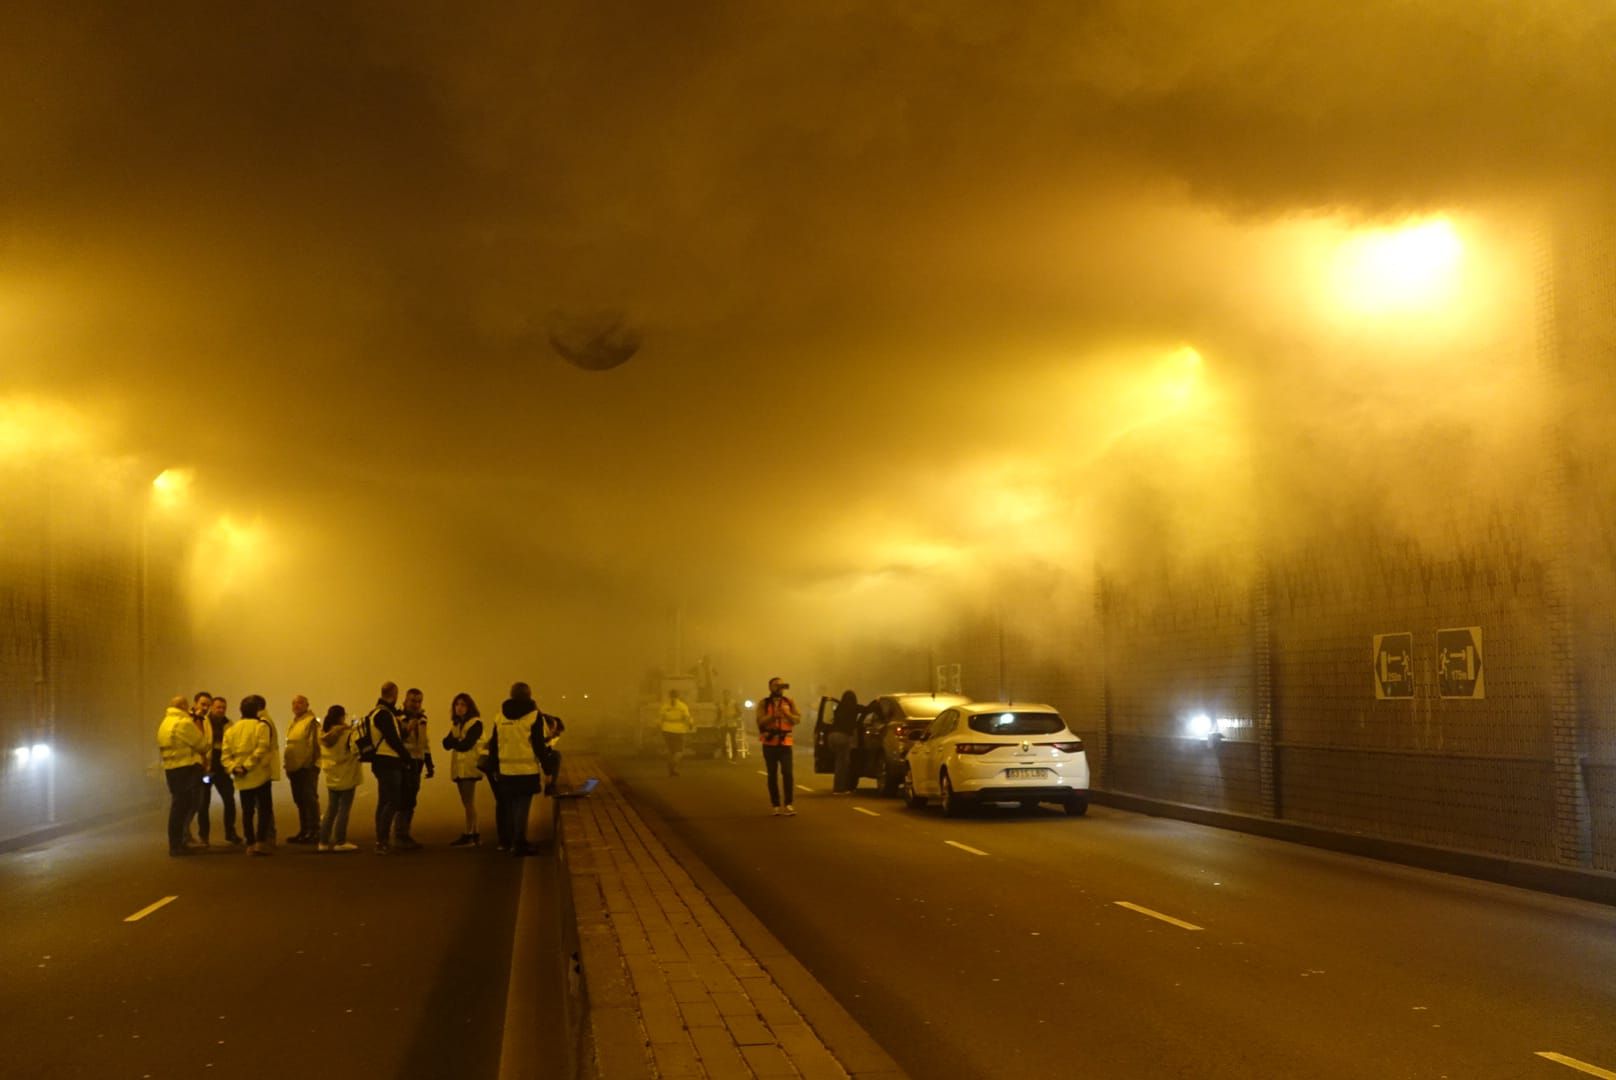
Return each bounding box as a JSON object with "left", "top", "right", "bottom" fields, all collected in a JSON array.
[
  {"left": 227, "top": 835, "right": 244, "bottom": 846},
  {"left": 317, "top": 843, "right": 332, "bottom": 852},
  {"left": 248, "top": 843, "right": 272, "bottom": 856},
  {"left": 771, "top": 806, "right": 783, "bottom": 816},
  {"left": 784, "top": 806, "right": 797, "bottom": 816},
  {"left": 394, "top": 837, "right": 422, "bottom": 851},
  {"left": 374, "top": 843, "right": 391, "bottom": 855},
  {"left": 449, "top": 834, "right": 475, "bottom": 848},
  {"left": 168, "top": 846, "right": 197, "bottom": 857},
  {"left": 334, "top": 843, "right": 359, "bottom": 852}
]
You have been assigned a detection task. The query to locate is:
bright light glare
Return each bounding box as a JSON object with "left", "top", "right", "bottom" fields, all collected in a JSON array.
[
  {"left": 151, "top": 467, "right": 195, "bottom": 507},
  {"left": 11, "top": 747, "right": 27, "bottom": 766},
  {"left": 744, "top": 700, "right": 755, "bottom": 709},
  {"left": 1000, "top": 712, "right": 1015, "bottom": 723},
  {"left": 1188, "top": 714, "right": 1214, "bottom": 739},
  {"left": 1160, "top": 345, "right": 1203, "bottom": 409},
  {"left": 30, "top": 743, "right": 50, "bottom": 760},
  {"left": 1331, "top": 218, "right": 1463, "bottom": 316}
]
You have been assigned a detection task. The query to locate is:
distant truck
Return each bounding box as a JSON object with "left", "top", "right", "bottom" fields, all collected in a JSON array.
[{"left": 638, "top": 672, "right": 723, "bottom": 758}]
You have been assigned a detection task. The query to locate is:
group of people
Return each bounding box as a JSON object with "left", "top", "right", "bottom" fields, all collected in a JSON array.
[
  {"left": 156, "top": 680, "right": 564, "bottom": 858},
  {"left": 658, "top": 677, "right": 802, "bottom": 815}
]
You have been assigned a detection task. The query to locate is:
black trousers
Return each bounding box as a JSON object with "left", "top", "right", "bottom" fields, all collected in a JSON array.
[
  {"left": 198, "top": 767, "right": 237, "bottom": 841},
  {"left": 763, "top": 744, "right": 795, "bottom": 807},
  {"left": 164, "top": 764, "right": 203, "bottom": 850},
  {"left": 239, "top": 782, "right": 275, "bottom": 845},
  {"left": 372, "top": 758, "right": 404, "bottom": 845}
]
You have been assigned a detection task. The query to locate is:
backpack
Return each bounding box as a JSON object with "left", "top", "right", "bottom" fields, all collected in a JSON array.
[{"left": 354, "top": 707, "right": 382, "bottom": 763}]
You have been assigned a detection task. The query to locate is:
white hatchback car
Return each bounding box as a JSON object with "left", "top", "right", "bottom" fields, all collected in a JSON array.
[{"left": 902, "top": 702, "right": 1089, "bottom": 817}]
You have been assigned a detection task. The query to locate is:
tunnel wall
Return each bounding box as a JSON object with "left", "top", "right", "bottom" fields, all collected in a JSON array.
[{"left": 0, "top": 461, "right": 193, "bottom": 846}]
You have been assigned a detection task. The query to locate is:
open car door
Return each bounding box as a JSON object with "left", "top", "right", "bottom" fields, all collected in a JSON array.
[{"left": 813, "top": 695, "right": 838, "bottom": 773}]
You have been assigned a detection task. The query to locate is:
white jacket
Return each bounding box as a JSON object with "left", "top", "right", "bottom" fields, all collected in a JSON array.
[
  {"left": 319, "top": 724, "right": 363, "bottom": 791},
  {"left": 157, "top": 707, "right": 208, "bottom": 770},
  {"left": 222, "top": 716, "right": 276, "bottom": 790}
]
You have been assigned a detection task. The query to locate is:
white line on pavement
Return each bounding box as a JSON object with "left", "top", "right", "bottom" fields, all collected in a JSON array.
[
  {"left": 756, "top": 770, "right": 768, "bottom": 776},
  {"left": 1113, "top": 900, "right": 1203, "bottom": 931},
  {"left": 797, "top": 785, "right": 815, "bottom": 793},
  {"left": 1537, "top": 1052, "right": 1616, "bottom": 1079},
  {"left": 124, "top": 896, "right": 178, "bottom": 923},
  {"left": 854, "top": 807, "right": 880, "bottom": 817},
  {"left": 944, "top": 840, "right": 989, "bottom": 856}
]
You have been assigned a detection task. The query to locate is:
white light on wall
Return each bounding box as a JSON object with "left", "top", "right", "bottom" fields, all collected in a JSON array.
[
  {"left": 30, "top": 743, "right": 51, "bottom": 761},
  {"left": 1188, "top": 714, "right": 1214, "bottom": 739},
  {"left": 11, "top": 747, "right": 28, "bottom": 766},
  {"left": 11, "top": 744, "right": 52, "bottom": 766}
]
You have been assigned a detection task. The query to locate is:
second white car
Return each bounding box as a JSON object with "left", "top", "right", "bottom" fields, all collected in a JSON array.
[{"left": 903, "top": 702, "right": 1090, "bottom": 818}]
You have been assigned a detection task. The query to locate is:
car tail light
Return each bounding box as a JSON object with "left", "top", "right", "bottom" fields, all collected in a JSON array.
[
  {"left": 1050, "top": 741, "right": 1084, "bottom": 754},
  {"left": 954, "top": 743, "right": 997, "bottom": 755}
]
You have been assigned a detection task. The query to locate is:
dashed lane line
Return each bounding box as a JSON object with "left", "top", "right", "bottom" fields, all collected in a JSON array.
[
  {"left": 124, "top": 896, "right": 178, "bottom": 923},
  {"left": 1537, "top": 1052, "right": 1616, "bottom": 1079},
  {"left": 1113, "top": 900, "right": 1203, "bottom": 931},
  {"left": 944, "top": 840, "right": 989, "bottom": 856},
  {"left": 797, "top": 785, "right": 815, "bottom": 793},
  {"left": 854, "top": 807, "right": 880, "bottom": 817}
]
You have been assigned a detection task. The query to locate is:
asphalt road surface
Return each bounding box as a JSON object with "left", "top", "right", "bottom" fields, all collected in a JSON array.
[
  {"left": 611, "top": 748, "right": 1616, "bottom": 1080},
  {"left": 0, "top": 774, "right": 530, "bottom": 1080}
]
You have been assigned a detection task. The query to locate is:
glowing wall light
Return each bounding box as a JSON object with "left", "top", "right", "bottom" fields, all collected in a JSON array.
[{"left": 1330, "top": 217, "right": 1464, "bottom": 317}]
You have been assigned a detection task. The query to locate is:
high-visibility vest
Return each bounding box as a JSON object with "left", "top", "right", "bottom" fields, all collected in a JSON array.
[
  {"left": 368, "top": 706, "right": 402, "bottom": 759},
  {"left": 402, "top": 715, "right": 428, "bottom": 761},
  {"left": 496, "top": 711, "right": 539, "bottom": 775},
  {"left": 449, "top": 718, "right": 484, "bottom": 780}
]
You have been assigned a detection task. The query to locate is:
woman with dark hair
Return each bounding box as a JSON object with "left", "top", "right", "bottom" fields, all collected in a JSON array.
[
  {"left": 829, "top": 689, "right": 861, "bottom": 794},
  {"left": 441, "top": 692, "right": 485, "bottom": 847},
  {"left": 318, "top": 705, "right": 361, "bottom": 852},
  {"left": 222, "top": 694, "right": 279, "bottom": 855}
]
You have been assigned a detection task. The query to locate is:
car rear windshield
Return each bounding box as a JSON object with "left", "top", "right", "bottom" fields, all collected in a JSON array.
[{"left": 967, "top": 712, "right": 1065, "bottom": 736}]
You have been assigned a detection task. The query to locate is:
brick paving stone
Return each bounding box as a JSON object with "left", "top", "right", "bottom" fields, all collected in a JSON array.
[
  {"left": 679, "top": 1001, "right": 725, "bottom": 1029},
  {"left": 723, "top": 1013, "right": 776, "bottom": 1046},
  {"left": 687, "top": 1027, "right": 755, "bottom": 1080},
  {"left": 566, "top": 756, "right": 862, "bottom": 1080},
  {"left": 741, "top": 1044, "right": 799, "bottom": 1077}
]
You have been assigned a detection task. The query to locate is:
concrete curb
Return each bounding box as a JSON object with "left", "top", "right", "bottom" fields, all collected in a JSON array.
[
  {"left": 614, "top": 773, "right": 910, "bottom": 1080},
  {"left": 1091, "top": 788, "right": 1616, "bottom": 907}
]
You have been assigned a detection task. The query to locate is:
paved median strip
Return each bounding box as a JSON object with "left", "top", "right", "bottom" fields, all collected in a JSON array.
[
  {"left": 1113, "top": 900, "right": 1203, "bottom": 931},
  {"left": 853, "top": 807, "right": 880, "bottom": 817},
  {"left": 944, "top": 840, "right": 989, "bottom": 856},
  {"left": 1537, "top": 1052, "right": 1616, "bottom": 1079},
  {"left": 124, "top": 896, "right": 178, "bottom": 923}
]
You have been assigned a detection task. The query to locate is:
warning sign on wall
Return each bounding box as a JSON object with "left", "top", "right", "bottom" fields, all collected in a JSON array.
[
  {"left": 1372, "top": 632, "right": 1414, "bottom": 699},
  {"left": 1437, "top": 626, "right": 1484, "bottom": 699},
  {"left": 935, "top": 663, "right": 962, "bottom": 694}
]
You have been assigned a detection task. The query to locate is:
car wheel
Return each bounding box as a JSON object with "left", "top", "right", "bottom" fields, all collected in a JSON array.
[
  {"left": 902, "top": 769, "right": 927, "bottom": 809},
  {"left": 1065, "top": 795, "right": 1089, "bottom": 817},
  {"left": 940, "top": 771, "right": 966, "bottom": 818}
]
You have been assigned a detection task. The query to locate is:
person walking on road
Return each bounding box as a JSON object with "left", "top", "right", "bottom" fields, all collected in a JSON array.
[
  {"left": 284, "top": 695, "right": 322, "bottom": 843},
  {"left": 317, "top": 705, "right": 361, "bottom": 852},
  {"left": 718, "top": 690, "right": 744, "bottom": 761},
  {"left": 223, "top": 694, "right": 279, "bottom": 855},
  {"left": 157, "top": 695, "right": 209, "bottom": 855},
  {"left": 197, "top": 694, "right": 242, "bottom": 846},
  {"left": 828, "top": 689, "right": 860, "bottom": 794},
  {"left": 442, "top": 692, "right": 485, "bottom": 847},
  {"left": 394, "top": 687, "right": 433, "bottom": 849},
  {"left": 659, "top": 689, "right": 693, "bottom": 776},
  {"left": 365, "top": 682, "right": 410, "bottom": 854},
  {"left": 757, "top": 677, "right": 800, "bottom": 816},
  {"left": 486, "top": 682, "right": 549, "bottom": 856}
]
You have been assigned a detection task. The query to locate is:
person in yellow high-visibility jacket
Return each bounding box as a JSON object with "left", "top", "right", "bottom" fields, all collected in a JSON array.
[{"left": 659, "top": 690, "right": 693, "bottom": 776}]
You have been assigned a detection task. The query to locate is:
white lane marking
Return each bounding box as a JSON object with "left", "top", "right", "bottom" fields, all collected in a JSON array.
[
  {"left": 796, "top": 785, "right": 815, "bottom": 793},
  {"left": 854, "top": 807, "right": 880, "bottom": 817},
  {"left": 944, "top": 840, "right": 989, "bottom": 856},
  {"left": 756, "top": 770, "right": 768, "bottom": 777},
  {"left": 1538, "top": 1052, "right": 1616, "bottom": 1079},
  {"left": 1113, "top": 900, "right": 1203, "bottom": 931},
  {"left": 124, "top": 896, "right": 178, "bottom": 923}
]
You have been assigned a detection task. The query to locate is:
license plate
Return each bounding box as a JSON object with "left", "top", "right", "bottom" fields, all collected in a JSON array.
[{"left": 1004, "top": 767, "right": 1047, "bottom": 779}]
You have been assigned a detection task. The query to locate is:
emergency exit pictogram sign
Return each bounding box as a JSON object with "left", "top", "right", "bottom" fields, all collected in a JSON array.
[
  {"left": 1437, "top": 626, "right": 1484, "bottom": 699},
  {"left": 1373, "top": 632, "right": 1414, "bottom": 699}
]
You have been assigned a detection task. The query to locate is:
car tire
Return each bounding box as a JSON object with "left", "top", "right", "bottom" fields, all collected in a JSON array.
[
  {"left": 902, "top": 770, "right": 927, "bottom": 809},
  {"left": 940, "top": 771, "right": 967, "bottom": 818},
  {"left": 1065, "top": 795, "right": 1089, "bottom": 817}
]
